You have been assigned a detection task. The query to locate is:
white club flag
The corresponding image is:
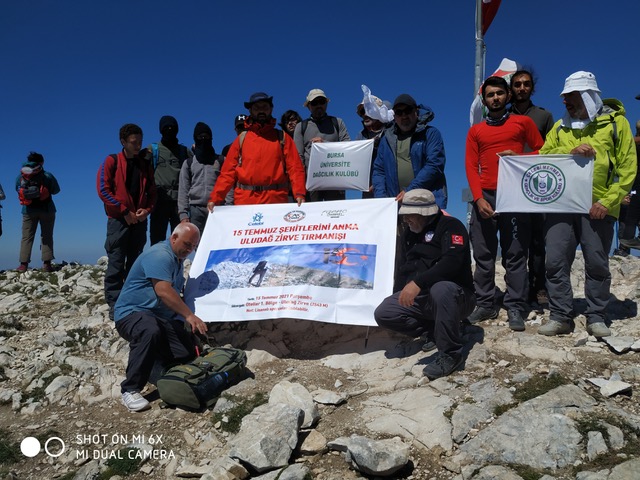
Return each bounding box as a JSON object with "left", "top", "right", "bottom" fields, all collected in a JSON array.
[
  {"left": 496, "top": 154, "right": 594, "bottom": 213},
  {"left": 306, "top": 139, "right": 374, "bottom": 192}
]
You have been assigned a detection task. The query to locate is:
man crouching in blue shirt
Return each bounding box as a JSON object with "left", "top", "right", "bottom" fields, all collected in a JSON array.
[
  {"left": 113, "top": 222, "right": 208, "bottom": 412},
  {"left": 374, "top": 189, "right": 476, "bottom": 379}
]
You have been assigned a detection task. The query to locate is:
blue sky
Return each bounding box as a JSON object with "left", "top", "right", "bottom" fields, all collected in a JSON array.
[{"left": 1, "top": 0, "right": 639, "bottom": 270}]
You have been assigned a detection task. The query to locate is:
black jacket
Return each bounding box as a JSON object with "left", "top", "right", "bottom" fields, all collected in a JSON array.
[{"left": 396, "top": 211, "right": 474, "bottom": 293}]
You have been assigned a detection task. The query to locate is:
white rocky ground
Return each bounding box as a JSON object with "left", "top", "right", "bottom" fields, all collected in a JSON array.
[{"left": 0, "top": 253, "right": 638, "bottom": 480}]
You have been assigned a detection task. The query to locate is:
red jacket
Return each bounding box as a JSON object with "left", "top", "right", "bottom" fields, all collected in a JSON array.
[
  {"left": 209, "top": 119, "right": 306, "bottom": 205},
  {"left": 96, "top": 151, "right": 157, "bottom": 219}
]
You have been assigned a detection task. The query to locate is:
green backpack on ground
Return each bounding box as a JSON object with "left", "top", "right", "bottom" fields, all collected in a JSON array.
[{"left": 156, "top": 347, "right": 248, "bottom": 410}]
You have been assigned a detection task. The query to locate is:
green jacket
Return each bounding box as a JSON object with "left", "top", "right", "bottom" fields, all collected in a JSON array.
[{"left": 540, "top": 98, "right": 637, "bottom": 218}]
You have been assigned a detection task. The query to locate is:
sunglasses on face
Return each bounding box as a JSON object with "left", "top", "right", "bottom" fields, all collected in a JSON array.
[
  {"left": 309, "top": 98, "right": 327, "bottom": 106},
  {"left": 394, "top": 107, "right": 415, "bottom": 116}
]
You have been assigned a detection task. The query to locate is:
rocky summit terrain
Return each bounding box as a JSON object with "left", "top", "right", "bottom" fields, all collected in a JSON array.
[{"left": 0, "top": 254, "right": 639, "bottom": 480}]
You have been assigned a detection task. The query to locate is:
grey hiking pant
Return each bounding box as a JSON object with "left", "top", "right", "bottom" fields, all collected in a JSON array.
[
  {"left": 374, "top": 281, "right": 476, "bottom": 357},
  {"left": 469, "top": 190, "right": 531, "bottom": 312},
  {"left": 20, "top": 211, "right": 55, "bottom": 263},
  {"left": 187, "top": 205, "right": 209, "bottom": 238},
  {"left": 544, "top": 213, "right": 614, "bottom": 324}
]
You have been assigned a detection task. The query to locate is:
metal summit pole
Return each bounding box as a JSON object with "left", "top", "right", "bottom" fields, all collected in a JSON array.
[{"left": 474, "top": 0, "right": 485, "bottom": 97}]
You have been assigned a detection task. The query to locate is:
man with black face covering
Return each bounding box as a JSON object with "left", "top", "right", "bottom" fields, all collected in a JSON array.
[
  {"left": 147, "top": 116, "right": 189, "bottom": 245},
  {"left": 178, "top": 122, "right": 224, "bottom": 236}
]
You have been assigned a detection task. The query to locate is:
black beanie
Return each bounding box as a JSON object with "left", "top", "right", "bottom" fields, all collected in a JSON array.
[
  {"left": 159, "top": 115, "right": 179, "bottom": 134},
  {"left": 193, "top": 122, "right": 212, "bottom": 140}
]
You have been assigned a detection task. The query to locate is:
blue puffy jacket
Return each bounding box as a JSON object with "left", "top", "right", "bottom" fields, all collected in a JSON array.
[{"left": 372, "top": 109, "right": 448, "bottom": 208}]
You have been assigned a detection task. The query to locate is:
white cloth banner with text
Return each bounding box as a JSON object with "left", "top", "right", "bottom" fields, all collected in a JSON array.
[
  {"left": 496, "top": 154, "right": 594, "bottom": 213},
  {"left": 184, "top": 198, "right": 396, "bottom": 326},
  {"left": 306, "top": 139, "right": 373, "bottom": 192}
]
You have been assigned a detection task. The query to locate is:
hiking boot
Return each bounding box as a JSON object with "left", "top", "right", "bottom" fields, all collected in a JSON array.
[
  {"left": 536, "top": 289, "right": 549, "bottom": 305},
  {"left": 423, "top": 353, "right": 463, "bottom": 380},
  {"left": 619, "top": 237, "right": 640, "bottom": 250},
  {"left": 586, "top": 322, "right": 611, "bottom": 338},
  {"left": 538, "top": 320, "right": 573, "bottom": 336},
  {"left": 122, "top": 391, "right": 150, "bottom": 412},
  {"left": 42, "top": 262, "right": 53, "bottom": 273},
  {"left": 507, "top": 309, "right": 525, "bottom": 331},
  {"left": 16, "top": 263, "right": 28, "bottom": 273},
  {"left": 420, "top": 334, "right": 436, "bottom": 353},
  {"left": 466, "top": 306, "right": 498, "bottom": 324},
  {"left": 613, "top": 247, "right": 630, "bottom": 257}
]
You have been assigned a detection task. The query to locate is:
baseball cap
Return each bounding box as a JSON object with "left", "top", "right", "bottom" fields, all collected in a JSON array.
[
  {"left": 398, "top": 189, "right": 439, "bottom": 216},
  {"left": 304, "top": 89, "right": 329, "bottom": 107},
  {"left": 393, "top": 94, "right": 417, "bottom": 109},
  {"left": 244, "top": 92, "right": 273, "bottom": 109},
  {"left": 560, "top": 71, "right": 601, "bottom": 95},
  {"left": 234, "top": 114, "right": 247, "bottom": 127}
]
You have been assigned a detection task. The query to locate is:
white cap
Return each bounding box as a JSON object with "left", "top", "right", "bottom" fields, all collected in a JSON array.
[{"left": 560, "top": 71, "right": 601, "bottom": 95}]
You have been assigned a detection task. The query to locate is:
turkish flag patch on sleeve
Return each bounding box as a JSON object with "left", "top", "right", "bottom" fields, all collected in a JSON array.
[{"left": 451, "top": 234, "right": 464, "bottom": 246}]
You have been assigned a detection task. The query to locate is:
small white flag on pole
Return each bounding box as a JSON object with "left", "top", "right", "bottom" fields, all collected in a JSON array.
[{"left": 496, "top": 154, "right": 593, "bottom": 213}]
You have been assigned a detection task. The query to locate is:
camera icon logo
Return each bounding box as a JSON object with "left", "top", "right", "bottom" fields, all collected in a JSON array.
[{"left": 20, "top": 436, "right": 66, "bottom": 458}]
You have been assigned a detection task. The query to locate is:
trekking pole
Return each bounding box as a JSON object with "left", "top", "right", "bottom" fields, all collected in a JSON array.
[{"left": 364, "top": 326, "right": 370, "bottom": 349}]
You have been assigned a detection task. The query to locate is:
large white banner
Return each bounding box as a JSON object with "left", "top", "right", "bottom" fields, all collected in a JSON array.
[
  {"left": 184, "top": 198, "right": 396, "bottom": 326},
  {"left": 496, "top": 154, "right": 594, "bottom": 213},
  {"left": 306, "top": 139, "right": 373, "bottom": 192}
]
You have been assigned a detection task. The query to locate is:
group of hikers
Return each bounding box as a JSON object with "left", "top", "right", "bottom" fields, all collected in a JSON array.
[{"left": 6, "top": 72, "right": 640, "bottom": 410}]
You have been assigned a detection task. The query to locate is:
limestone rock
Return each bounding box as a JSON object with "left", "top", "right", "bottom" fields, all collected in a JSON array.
[
  {"left": 327, "top": 434, "right": 409, "bottom": 476},
  {"left": 228, "top": 403, "right": 304, "bottom": 473}
]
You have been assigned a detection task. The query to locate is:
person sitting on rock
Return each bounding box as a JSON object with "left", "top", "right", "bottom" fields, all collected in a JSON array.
[
  {"left": 374, "top": 189, "right": 476, "bottom": 379},
  {"left": 113, "top": 222, "right": 208, "bottom": 412}
]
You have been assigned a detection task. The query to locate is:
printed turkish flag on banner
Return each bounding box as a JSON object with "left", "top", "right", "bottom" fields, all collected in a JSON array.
[{"left": 482, "top": 0, "right": 502, "bottom": 35}]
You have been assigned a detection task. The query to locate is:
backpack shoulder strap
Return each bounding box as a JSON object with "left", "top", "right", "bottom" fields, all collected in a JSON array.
[
  {"left": 277, "top": 129, "right": 285, "bottom": 151},
  {"left": 151, "top": 143, "right": 159, "bottom": 170},
  {"left": 301, "top": 119, "right": 309, "bottom": 137},
  {"left": 237, "top": 131, "right": 248, "bottom": 167},
  {"left": 108, "top": 153, "right": 118, "bottom": 173},
  {"left": 331, "top": 116, "right": 339, "bottom": 136}
]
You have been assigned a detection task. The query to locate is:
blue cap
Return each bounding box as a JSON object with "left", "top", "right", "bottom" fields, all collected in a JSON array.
[{"left": 244, "top": 92, "right": 273, "bottom": 109}]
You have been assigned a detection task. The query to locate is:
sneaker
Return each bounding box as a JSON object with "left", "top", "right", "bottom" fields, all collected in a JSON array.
[
  {"left": 16, "top": 264, "right": 28, "bottom": 273},
  {"left": 422, "top": 353, "right": 463, "bottom": 380},
  {"left": 507, "top": 310, "right": 525, "bottom": 332},
  {"left": 619, "top": 237, "right": 640, "bottom": 250},
  {"left": 122, "top": 391, "right": 150, "bottom": 412},
  {"left": 538, "top": 320, "right": 573, "bottom": 336},
  {"left": 586, "top": 322, "right": 611, "bottom": 338},
  {"left": 42, "top": 263, "right": 53, "bottom": 272},
  {"left": 420, "top": 334, "right": 437, "bottom": 353},
  {"left": 467, "top": 306, "right": 498, "bottom": 324}
]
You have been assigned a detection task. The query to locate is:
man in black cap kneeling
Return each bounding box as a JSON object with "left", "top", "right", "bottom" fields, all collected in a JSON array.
[{"left": 374, "top": 189, "right": 476, "bottom": 379}]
